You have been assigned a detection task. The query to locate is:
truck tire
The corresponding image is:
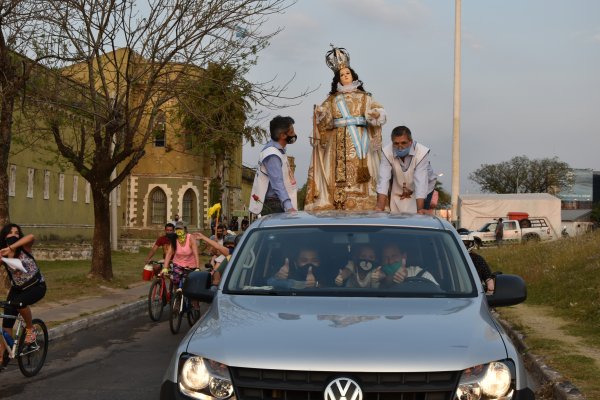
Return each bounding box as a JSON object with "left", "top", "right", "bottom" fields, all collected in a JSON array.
[
  {"left": 474, "top": 238, "right": 482, "bottom": 249},
  {"left": 522, "top": 233, "right": 540, "bottom": 243}
]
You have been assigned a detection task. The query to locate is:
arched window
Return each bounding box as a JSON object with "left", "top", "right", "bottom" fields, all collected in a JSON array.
[
  {"left": 150, "top": 188, "right": 167, "bottom": 224},
  {"left": 154, "top": 110, "right": 166, "bottom": 147},
  {"left": 182, "top": 189, "right": 196, "bottom": 226}
]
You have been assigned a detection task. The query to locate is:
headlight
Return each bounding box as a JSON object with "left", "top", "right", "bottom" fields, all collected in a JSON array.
[
  {"left": 179, "top": 356, "right": 235, "bottom": 399},
  {"left": 455, "top": 361, "right": 514, "bottom": 400}
]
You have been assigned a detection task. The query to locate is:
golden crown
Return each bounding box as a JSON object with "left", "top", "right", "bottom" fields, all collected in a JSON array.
[{"left": 325, "top": 45, "right": 350, "bottom": 72}]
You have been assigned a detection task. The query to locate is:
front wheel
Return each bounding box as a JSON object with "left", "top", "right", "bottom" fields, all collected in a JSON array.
[
  {"left": 187, "top": 302, "right": 201, "bottom": 327},
  {"left": 148, "top": 279, "right": 164, "bottom": 322},
  {"left": 169, "top": 291, "right": 183, "bottom": 334},
  {"left": 17, "top": 318, "right": 48, "bottom": 377}
]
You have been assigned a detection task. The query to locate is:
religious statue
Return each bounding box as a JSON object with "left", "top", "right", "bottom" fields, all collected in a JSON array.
[{"left": 304, "top": 46, "right": 386, "bottom": 211}]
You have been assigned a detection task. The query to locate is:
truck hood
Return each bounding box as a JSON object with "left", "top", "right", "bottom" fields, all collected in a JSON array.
[{"left": 185, "top": 294, "right": 507, "bottom": 372}]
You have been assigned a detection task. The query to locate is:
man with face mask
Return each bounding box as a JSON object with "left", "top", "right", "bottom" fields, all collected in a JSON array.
[
  {"left": 249, "top": 116, "right": 298, "bottom": 216},
  {"left": 371, "top": 242, "right": 438, "bottom": 287},
  {"left": 375, "top": 126, "right": 437, "bottom": 214},
  {"left": 269, "top": 248, "right": 329, "bottom": 289}
]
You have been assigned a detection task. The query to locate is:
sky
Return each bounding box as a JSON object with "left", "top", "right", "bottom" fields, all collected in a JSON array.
[{"left": 241, "top": 0, "right": 600, "bottom": 195}]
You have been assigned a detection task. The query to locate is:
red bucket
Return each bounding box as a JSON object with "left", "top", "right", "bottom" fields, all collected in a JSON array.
[{"left": 142, "top": 264, "right": 154, "bottom": 281}]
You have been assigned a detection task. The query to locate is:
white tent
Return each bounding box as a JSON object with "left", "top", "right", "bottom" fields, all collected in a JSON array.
[{"left": 458, "top": 193, "right": 562, "bottom": 238}]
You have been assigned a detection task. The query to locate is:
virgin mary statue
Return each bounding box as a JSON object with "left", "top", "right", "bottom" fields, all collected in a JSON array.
[{"left": 304, "top": 46, "right": 386, "bottom": 211}]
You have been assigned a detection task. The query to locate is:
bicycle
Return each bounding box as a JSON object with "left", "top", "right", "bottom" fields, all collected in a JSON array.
[
  {"left": 169, "top": 268, "right": 201, "bottom": 334},
  {"left": 147, "top": 260, "right": 173, "bottom": 322},
  {"left": 0, "top": 300, "right": 48, "bottom": 377}
]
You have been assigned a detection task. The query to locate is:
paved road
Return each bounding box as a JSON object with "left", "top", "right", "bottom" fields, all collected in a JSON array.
[{"left": 0, "top": 313, "right": 186, "bottom": 399}]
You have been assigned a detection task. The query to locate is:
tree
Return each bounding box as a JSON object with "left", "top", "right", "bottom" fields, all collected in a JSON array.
[
  {"left": 179, "top": 62, "right": 267, "bottom": 215},
  {"left": 0, "top": 0, "right": 55, "bottom": 224},
  {"left": 32, "top": 0, "right": 294, "bottom": 280},
  {"left": 469, "top": 156, "right": 574, "bottom": 194},
  {"left": 434, "top": 180, "right": 450, "bottom": 208}
]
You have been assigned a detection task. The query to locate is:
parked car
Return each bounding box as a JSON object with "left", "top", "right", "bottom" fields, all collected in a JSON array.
[
  {"left": 161, "top": 211, "right": 534, "bottom": 400},
  {"left": 471, "top": 217, "right": 554, "bottom": 248}
]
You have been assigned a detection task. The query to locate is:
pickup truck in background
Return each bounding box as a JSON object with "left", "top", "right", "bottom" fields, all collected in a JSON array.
[{"left": 470, "top": 217, "right": 554, "bottom": 248}]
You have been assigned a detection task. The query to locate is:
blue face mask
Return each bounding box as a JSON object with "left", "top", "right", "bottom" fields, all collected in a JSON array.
[{"left": 394, "top": 147, "right": 410, "bottom": 158}]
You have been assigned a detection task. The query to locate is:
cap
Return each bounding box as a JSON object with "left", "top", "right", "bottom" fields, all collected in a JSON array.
[
  {"left": 223, "top": 234, "right": 237, "bottom": 246},
  {"left": 175, "top": 221, "right": 185, "bottom": 230}
]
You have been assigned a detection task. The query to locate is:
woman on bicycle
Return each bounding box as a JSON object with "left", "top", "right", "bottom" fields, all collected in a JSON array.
[
  {"left": 163, "top": 221, "right": 200, "bottom": 292},
  {"left": 0, "top": 223, "right": 46, "bottom": 363}
]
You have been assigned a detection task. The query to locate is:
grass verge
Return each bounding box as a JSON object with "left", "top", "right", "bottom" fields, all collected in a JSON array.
[{"left": 480, "top": 231, "right": 600, "bottom": 398}]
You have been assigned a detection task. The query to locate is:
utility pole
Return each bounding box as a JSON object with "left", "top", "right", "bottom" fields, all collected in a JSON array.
[{"left": 451, "top": 0, "right": 462, "bottom": 227}]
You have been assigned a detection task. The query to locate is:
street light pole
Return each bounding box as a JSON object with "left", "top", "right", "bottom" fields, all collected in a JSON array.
[{"left": 451, "top": 0, "right": 462, "bottom": 227}]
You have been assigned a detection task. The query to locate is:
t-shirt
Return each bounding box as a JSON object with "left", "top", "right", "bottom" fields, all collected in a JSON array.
[{"left": 154, "top": 236, "right": 170, "bottom": 247}]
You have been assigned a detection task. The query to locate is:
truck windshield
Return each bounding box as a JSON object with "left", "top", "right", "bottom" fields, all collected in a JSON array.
[{"left": 223, "top": 226, "right": 476, "bottom": 298}]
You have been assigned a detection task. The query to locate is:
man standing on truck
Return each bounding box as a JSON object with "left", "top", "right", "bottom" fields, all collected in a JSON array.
[{"left": 495, "top": 218, "right": 504, "bottom": 246}]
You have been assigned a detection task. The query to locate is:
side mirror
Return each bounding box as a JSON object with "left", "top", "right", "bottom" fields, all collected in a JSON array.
[
  {"left": 183, "top": 271, "right": 215, "bottom": 303},
  {"left": 486, "top": 273, "right": 527, "bottom": 307}
]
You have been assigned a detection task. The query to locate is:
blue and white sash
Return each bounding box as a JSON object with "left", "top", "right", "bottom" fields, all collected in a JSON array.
[{"left": 334, "top": 94, "right": 369, "bottom": 160}]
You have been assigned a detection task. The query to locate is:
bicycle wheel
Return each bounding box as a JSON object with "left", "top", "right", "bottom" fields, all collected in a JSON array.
[
  {"left": 148, "top": 279, "right": 164, "bottom": 321},
  {"left": 187, "top": 299, "right": 201, "bottom": 326},
  {"left": 169, "top": 291, "right": 183, "bottom": 334},
  {"left": 17, "top": 318, "right": 48, "bottom": 377}
]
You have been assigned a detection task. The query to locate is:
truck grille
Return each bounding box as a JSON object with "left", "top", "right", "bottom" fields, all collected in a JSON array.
[{"left": 229, "top": 367, "right": 460, "bottom": 400}]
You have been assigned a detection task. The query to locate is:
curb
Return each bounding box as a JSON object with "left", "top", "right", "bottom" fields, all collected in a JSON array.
[
  {"left": 494, "top": 312, "right": 585, "bottom": 400},
  {"left": 48, "top": 299, "right": 147, "bottom": 343}
]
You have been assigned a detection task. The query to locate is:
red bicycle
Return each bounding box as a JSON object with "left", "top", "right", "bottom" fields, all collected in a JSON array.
[{"left": 147, "top": 261, "right": 173, "bottom": 322}]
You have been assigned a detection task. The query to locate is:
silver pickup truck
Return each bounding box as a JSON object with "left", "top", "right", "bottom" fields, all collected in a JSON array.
[{"left": 470, "top": 218, "right": 554, "bottom": 247}]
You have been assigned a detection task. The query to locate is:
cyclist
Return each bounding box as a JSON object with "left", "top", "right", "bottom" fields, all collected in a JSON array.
[
  {"left": 163, "top": 221, "right": 201, "bottom": 289},
  {"left": 0, "top": 223, "right": 46, "bottom": 365},
  {"left": 145, "top": 223, "right": 175, "bottom": 265}
]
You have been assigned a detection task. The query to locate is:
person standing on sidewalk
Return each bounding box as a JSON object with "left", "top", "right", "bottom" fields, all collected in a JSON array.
[
  {"left": 495, "top": 218, "right": 504, "bottom": 246},
  {"left": 249, "top": 116, "right": 298, "bottom": 216}
]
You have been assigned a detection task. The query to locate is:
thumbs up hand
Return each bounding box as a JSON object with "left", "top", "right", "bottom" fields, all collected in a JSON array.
[
  {"left": 371, "top": 266, "right": 384, "bottom": 284},
  {"left": 306, "top": 266, "right": 317, "bottom": 288},
  {"left": 275, "top": 258, "right": 290, "bottom": 280},
  {"left": 335, "top": 269, "right": 345, "bottom": 286},
  {"left": 393, "top": 256, "right": 408, "bottom": 283}
]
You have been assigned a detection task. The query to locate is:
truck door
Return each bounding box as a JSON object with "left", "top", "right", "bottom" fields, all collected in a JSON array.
[{"left": 503, "top": 221, "right": 520, "bottom": 243}]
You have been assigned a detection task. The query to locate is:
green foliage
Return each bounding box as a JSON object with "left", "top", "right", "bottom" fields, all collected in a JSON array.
[
  {"left": 209, "top": 178, "right": 223, "bottom": 206},
  {"left": 469, "top": 155, "right": 574, "bottom": 194},
  {"left": 591, "top": 202, "right": 600, "bottom": 224},
  {"left": 179, "top": 62, "right": 267, "bottom": 159},
  {"left": 297, "top": 182, "right": 307, "bottom": 210},
  {"left": 434, "top": 181, "right": 451, "bottom": 207}
]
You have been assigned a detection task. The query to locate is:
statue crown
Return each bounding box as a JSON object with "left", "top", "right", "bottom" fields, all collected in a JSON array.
[{"left": 325, "top": 45, "right": 350, "bottom": 72}]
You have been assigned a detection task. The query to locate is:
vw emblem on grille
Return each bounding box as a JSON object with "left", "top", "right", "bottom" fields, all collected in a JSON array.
[{"left": 324, "top": 377, "right": 363, "bottom": 400}]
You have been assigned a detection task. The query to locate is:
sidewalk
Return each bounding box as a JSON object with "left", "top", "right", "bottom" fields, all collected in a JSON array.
[
  {"left": 36, "top": 281, "right": 151, "bottom": 342},
  {"left": 33, "top": 281, "right": 582, "bottom": 400}
]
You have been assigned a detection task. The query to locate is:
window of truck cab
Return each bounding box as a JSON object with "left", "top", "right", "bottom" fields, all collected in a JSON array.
[{"left": 224, "top": 226, "right": 476, "bottom": 297}]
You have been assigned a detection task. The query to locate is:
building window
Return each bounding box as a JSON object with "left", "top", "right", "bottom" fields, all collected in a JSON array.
[
  {"left": 73, "top": 175, "right": 78, "bottom": 202},
  {"left": 85, "top": 181, "right": 91, "bottom": 204},
  {"left": 154, "top": 110, "right": 166, "bottom": 147},
  {"left": 9, "top": 165, "right": 16, "bottom": 197},
  {"left": 150, "top": 188, "right": 167, "bottom": 224},
  {"left": 44, "top": 170, "right": 50, "bottom": 199},
  {"left": 27, "top": 168, "right": 34, "bottom": 198},
  {"left": 182, "top": 189, "right": 196, "bottom": 226},
  {"left": 59, "top": 173, "right": 65, "bottom": 200}
]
